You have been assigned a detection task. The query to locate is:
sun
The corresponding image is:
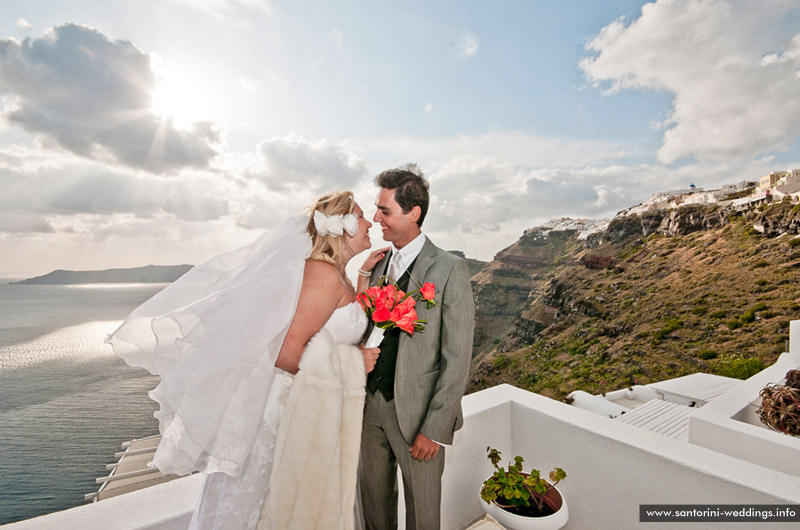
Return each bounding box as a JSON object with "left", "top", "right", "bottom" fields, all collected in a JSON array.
[{"left": 151, "top": 74, "right": 213, "bottom": 130}]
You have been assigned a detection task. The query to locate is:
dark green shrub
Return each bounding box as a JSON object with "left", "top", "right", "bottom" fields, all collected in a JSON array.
[
  {"left": 697, "top": 349, "right": 718, "bottom": 360},
  {"left": 740, "top": 303, "right": 768, "bottom": 324},
  {"left": 744, "top": 226, "right": 761, "bottom": 237},
  {"left": 711, "top": 355, "right": 764, "bottom": 379},
  {"left": 493, "top": 354, "right": 511, "bottom": 369},
  {"left": 654, "top": 318, "right": 682, "bottom": 341}
]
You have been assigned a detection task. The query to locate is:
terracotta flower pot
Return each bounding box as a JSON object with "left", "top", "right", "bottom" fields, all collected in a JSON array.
[{"left": 481, "top": 481, "right": 569, "bottom": 530}]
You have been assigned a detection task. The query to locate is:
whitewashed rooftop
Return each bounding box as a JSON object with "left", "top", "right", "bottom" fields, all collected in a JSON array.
[
  {"left": 615, "top": 399, "right": 694, "bottom": 441},
  {"left": 647, "top": 372, "right": 741, "bottom": 405}
]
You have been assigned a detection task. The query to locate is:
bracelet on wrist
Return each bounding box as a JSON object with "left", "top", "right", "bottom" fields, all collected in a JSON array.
[{"left": 357, "top": 268, "right": 371, "bottom": 277}]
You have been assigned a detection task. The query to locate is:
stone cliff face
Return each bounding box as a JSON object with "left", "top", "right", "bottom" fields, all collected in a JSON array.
[
  {"left": 471, "top": 227, "right": 582, "bottom": 352},
  {"left": 604, "top": 204, "right": 729, "bottom": 241},
  {"left": 752, "top": 201, "right": 800, "bottom": 236},
  {"left": 469, "top": 201, "right": 800, "bottom": 399}
]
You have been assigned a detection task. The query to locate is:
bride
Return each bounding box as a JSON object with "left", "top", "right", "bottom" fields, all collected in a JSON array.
[{"left": 106, "top": 191, "right": 384, "bottom": 529}]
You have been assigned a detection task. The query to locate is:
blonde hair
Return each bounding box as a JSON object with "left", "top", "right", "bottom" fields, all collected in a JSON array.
[{"left": 306, "top": 191, "right": 356, "bottom": 268}]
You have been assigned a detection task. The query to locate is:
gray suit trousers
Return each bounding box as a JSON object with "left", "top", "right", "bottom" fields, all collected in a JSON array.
[{"left": 361, "top": 390, "right": 445, "bottom": 530}]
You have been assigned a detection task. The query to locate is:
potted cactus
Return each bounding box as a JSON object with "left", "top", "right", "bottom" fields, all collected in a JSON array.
[
  {"left": 757, "top": 369, "right": 800, "bottom": 436},
  {"left": 479, "top": 447, "right": 568, "bottom": 530}
]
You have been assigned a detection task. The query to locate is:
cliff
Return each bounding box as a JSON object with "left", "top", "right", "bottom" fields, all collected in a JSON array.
[
  {"left": 448, "top": 250, "right": 488, "bottom": 278},
  {"left": 469, "top": 199, "right": 800, "bottom": 399}
]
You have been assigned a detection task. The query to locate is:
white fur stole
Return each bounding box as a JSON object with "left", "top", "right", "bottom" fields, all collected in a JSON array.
[{"left": 269, "top": 329, "right": 366, "bottom": 530}]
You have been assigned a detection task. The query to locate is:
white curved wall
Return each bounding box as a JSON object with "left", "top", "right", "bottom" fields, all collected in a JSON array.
[{"left": 443, "top": 385, "right": 800, "bottom": 530}]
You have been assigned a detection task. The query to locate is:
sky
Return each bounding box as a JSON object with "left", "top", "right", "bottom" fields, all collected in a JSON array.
[{"left": 1, "top": 0, "right": 799, "bottom": 278}]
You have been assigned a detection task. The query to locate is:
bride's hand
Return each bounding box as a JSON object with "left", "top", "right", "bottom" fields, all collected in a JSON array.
[
  {"left": 359, "top": 345, "right": 380, "bottom": 374},
  {"left": 361, "top": 247, "right": 390, "bottom": 275}
]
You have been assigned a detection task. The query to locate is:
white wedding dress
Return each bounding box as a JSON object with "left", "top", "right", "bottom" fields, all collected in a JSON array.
[
  {"left": 189, "top": 301, "right": 367, "bottom": 530},
  {"left": 106, "top": 215, "right": 368, "bottom": 530}
]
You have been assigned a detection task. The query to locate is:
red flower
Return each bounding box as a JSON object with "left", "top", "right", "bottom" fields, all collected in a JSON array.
[
  {"left": 372, "top": 305, "right": 391, "bottom": 323},
  {"left": 380, "top": 284, "right": 402, "bottom": 307},
  {"left": 389, "top": 296, "right": 416, "bottom": 324},
  {"left": 357, "top": 293, "right": 371, "bottom": 311},
  {"left": 356, "top": 276, "right": 436, "bottom": 337},
  {"left": 420, "top": 282, "right": 435, "bottom": 301},
  {"left": 394, "top": 307, "right": 418, "bottom": 334}
]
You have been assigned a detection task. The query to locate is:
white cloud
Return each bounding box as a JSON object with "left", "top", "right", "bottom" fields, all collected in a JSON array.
[
  {"left": 581, "top": 0, "right": 800, "bottom": 164},
  {"left": 248, "top": 133, "right": 368, "bottom": 192},
  {"left": 329, "top": 29, "right": 343, "bottom": 46},
  {"left": 0, "top": 212, "right": 54, "bottom": 234},
  {"left": 0, "top": 24, "right": 219, "bottom": 173},
  {"left": 229, "top": 77, "right": 261, "bottom": 92},
  {"left": 425, "top": 102, "right": 434, "bottom": 113},
  {"left": 0, "top": 152, "right": 231, "bottom": 236},
  {"left": 167, "top": 0, "right": 271, "bottom": 17},
  {"left": 16, "top": 19, "right": 32, "bottom": 30},
  {"left": 364, "top": 130, "right": 637, "bottom": 169},
  {"left": 459, "top": 32, "right": 479, "bottom": 57}
]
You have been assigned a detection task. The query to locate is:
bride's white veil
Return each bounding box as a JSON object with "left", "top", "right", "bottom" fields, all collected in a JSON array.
[{"left": 106, "top": 215, "right": 311, "bottom": 476}]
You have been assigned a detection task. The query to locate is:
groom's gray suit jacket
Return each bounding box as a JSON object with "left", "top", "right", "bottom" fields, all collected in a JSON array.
[{"left": 369, "top": 236, "right": 474, "bottom": 445}]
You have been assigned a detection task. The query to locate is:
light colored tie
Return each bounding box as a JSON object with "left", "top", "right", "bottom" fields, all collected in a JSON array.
[{"left": 387, "top": 252, "right": 403, "bottom": 280}]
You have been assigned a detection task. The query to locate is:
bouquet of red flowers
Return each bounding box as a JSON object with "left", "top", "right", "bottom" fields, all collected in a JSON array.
[{"left": 358, "top": 277, "right": 436, "bottom": 341}]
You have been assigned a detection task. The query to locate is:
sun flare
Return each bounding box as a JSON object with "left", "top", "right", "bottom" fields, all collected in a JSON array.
[{"left": 151, "top": 75, "right": 213, "bottom": 129}]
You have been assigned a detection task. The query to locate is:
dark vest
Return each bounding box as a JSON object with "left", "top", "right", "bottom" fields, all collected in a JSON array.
[{"left": 366, "top": 257, "right": 417, "bottom": 401}]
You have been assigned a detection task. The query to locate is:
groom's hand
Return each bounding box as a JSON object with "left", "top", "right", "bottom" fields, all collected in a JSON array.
[{"left": 410, "top": 433, "right": 439, "bottom": 461}]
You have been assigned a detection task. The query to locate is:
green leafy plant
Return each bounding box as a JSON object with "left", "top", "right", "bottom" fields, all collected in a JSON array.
[{"left": 480, "top": 447, "right": 566, "bottom": 517}]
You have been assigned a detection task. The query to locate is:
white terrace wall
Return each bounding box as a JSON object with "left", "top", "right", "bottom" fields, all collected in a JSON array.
[
  {"left": 445, "top": 385, "right": 800, "bottom": 530},
  {"left": 6, "top": 382, "right": 800, "bottom": 530},
  {"left": 3, "top": 473, "right": 203, "bottom": 530}
]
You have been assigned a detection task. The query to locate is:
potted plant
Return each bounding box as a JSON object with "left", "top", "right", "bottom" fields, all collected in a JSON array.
[
  {"left": 479, "top": 447, "right": 568, "bottom": 530},
  {"left": 757, "top": 369, "right": 800, "bottom": 436}
]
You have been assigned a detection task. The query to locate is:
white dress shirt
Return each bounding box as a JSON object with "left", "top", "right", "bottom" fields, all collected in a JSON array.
[{"left": 386, "top": 232, "right": 426, "bottom": 279}]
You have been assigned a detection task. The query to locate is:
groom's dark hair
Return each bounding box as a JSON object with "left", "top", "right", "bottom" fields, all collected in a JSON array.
[{"left": 375, "top": 163, "right": 430, "bottom": 227}]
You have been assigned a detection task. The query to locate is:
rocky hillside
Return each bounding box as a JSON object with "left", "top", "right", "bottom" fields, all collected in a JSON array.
[
  {"left": 469, "top": 199, "right": 800, "bottom": 400},
  {"left": 448, "top": 250, "right": 488, "bottom": 278}
]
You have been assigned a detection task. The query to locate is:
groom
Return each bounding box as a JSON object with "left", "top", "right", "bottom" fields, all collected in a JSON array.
[{"left": 361, "top": 165, "right": 474, "bottom": 529}]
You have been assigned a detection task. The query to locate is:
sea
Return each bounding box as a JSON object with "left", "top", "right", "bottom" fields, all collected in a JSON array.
[{"left": 0, "top": 281, "right": 167, "bottom": 525}]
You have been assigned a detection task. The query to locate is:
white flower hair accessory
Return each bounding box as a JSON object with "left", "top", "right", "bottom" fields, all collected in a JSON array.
[{"left": 314, "top": 210, "right": 359, "bottom": 237}]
